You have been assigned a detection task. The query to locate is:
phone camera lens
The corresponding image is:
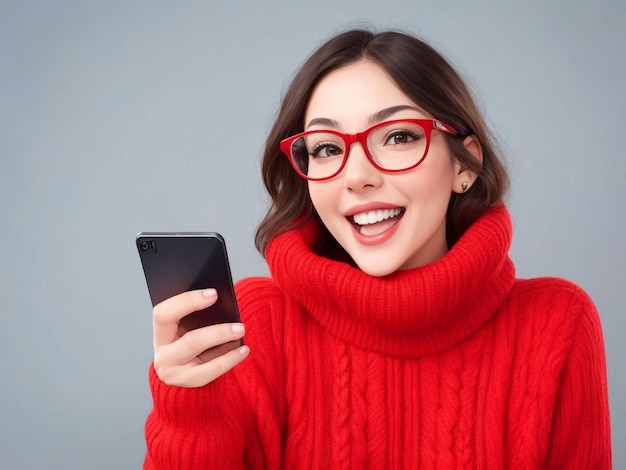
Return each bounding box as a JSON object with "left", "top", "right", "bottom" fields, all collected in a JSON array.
[{"left": 139, "top": 239, "right": 157, "bottom": 253}]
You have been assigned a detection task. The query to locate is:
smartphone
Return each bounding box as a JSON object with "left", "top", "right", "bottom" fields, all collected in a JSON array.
[{"left": 136, "top": 232, "right": 243, "bottom": 359}]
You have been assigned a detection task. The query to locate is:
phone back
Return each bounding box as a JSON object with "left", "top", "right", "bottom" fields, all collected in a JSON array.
[{"left": 136, "top": 233, "right": 242, "bottom": 332}]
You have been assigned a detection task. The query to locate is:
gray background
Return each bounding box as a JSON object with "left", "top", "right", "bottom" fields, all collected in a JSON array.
[{"left": 1, "top": 1, "right": 624, "bottom": 468}]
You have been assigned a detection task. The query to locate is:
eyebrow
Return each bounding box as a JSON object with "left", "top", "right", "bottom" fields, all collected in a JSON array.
[{"left": 306, "top": 105, "right": 423, "bottom": 129}]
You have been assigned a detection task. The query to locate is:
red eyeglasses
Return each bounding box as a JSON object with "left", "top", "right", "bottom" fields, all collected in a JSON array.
[{"left": 280, "top": 118, "right": 458, "bottom": 181}]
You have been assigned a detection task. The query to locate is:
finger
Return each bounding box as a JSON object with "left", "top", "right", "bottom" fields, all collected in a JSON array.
[
  {"left": 160, "top": 323, "right": 246, "bottom": 364},
  {"left": 166, "top": 345, "right": 250, "bottom": 388},
  {"left": 153, "top": 289, "right": 218, "bottom": 346}
]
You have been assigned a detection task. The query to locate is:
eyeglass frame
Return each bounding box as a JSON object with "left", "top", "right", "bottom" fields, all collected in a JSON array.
[{"left": 280, "top": 118, "right": 459, "bottom": 182}]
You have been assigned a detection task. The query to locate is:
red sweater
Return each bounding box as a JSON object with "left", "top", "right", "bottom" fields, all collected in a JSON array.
[{"left": 144, "top": 205, "right": 611, "bottom": 469}]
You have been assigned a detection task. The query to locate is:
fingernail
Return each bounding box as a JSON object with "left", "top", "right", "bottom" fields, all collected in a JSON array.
[
  {"left": 232, "top": 323, "right": 245, "bottom": 334},
  {"left": 202, "top": 289, "right": 217, "bottom": 298},
  {"left": 239, "top": 345, "right": 250, "bottom": 355}
]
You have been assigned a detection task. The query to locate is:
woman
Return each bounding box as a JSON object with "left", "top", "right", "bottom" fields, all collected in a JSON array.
[{"left": 144, "top": 29, "right": 611, "bottom": 468}]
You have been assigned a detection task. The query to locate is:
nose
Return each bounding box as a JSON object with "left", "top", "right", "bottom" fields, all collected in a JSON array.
[{"left": 343, "top": 142, "right": 383, "bottom": 192}]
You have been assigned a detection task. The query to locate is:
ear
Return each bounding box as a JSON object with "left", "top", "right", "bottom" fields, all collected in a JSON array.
[{"left": 452, "top": 135, "right": 483, "bottom": 194}]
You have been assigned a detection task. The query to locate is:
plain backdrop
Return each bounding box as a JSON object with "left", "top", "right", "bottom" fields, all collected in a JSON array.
[{"left": 1, "top": 1, "right": 624, "bottom": 468}]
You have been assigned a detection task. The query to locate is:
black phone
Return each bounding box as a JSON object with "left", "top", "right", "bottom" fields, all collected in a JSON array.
[{"left": 136, "top": 232, "right": 243, "bottom": 358}]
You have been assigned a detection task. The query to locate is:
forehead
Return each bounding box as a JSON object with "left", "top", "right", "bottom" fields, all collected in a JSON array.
[{"left": 305, "top": 60, "right": 423, "bottom": 126}]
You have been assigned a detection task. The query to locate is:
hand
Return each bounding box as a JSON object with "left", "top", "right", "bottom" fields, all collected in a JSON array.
[{"left": 152, "top": 288, "right": 249, "bottom": 387}]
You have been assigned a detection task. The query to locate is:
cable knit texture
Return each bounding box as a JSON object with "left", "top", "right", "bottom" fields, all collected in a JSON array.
[{"left": 144, "top": 205, "right": 611, "bottom": 469}]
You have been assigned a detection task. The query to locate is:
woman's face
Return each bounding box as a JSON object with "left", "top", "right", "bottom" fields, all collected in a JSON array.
[{"left": 305, "top": 60, "right": 476, "bottom": 276}]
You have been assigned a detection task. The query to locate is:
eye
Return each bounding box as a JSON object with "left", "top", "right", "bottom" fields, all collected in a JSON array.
[
  {"left": 384, "top": 130, "right": 422, "bottom": 146},
  {"left": 310, "top": 143, "right": 343, "bottom": 159}
]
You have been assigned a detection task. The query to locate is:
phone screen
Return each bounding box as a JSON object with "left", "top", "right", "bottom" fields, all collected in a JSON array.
[{"left": 136, "top": 232, "right": 243, "bottom": 353}]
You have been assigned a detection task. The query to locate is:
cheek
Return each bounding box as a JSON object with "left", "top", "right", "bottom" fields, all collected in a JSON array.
[
  {"left": 402, "top": 159, "right": 456, "bottom": 197},
  {"left": 307, "top": 182, "right": 331, "bottom": 214}
]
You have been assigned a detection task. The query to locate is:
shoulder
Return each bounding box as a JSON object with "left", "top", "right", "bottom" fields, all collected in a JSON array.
[
  {"left": 235, "top": 276, "right": 287, "bottom": 321},
  {"left": 235, "top": 276, "right": 285, "bottom": 303},
  {"left": 510, "top": 277, "right": 596, "bottom": 314},
  {"left": 504, "top": 277, "right": 601, "bottom": 352},
  {"left": 234, "top": 276, "right": 291, "bottom": 346}
]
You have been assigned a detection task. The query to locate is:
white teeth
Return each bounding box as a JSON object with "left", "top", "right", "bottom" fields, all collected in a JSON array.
[{"left": 352, "top": 208, "right": 403, "bottom": 226}]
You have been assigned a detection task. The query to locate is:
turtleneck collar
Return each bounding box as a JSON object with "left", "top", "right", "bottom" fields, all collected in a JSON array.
[{"left": 266, "top": 204, "right": 516, "bottom": 357}]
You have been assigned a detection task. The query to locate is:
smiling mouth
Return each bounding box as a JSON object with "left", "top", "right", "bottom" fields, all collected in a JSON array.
[{"left": 350, "top": 208, "right": 405, "bottom": 236}]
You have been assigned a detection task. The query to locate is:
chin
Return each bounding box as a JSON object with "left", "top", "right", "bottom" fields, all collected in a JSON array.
[
  {"left": 351, "top": 257, "right": 403, "bottom": 278},
  {"left": 338, "top": 237, "right": 413, "bottom": 277}
]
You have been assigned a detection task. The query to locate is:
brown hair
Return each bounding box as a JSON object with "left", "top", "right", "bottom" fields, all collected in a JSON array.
[{"left": 255, "top": 29, "right": 508, "bottom": 257}]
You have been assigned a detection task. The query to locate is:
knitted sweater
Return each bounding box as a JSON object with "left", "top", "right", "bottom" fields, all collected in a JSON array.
[{"left": 144, "top": 205, "right": 611, "bottom": 469}]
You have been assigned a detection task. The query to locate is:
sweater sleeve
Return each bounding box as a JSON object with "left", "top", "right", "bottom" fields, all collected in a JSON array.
[
  {"left": 144, "top": 366, "right": 249, "bottom": 469},
  {"left": 143, "top": 277, "right": 287, "bottom": 470},
  {"left": 543, "top": 289, "right": 612, "bottom": 469}
]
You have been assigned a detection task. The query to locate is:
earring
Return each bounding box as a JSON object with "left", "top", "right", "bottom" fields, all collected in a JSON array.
[{"left": 461, "top": 181, "right": 468, "bottom": 192}]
